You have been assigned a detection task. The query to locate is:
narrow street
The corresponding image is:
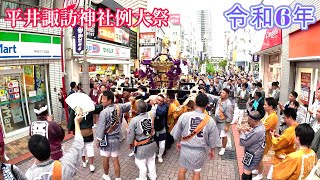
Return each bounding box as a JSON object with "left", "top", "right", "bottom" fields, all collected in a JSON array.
[{"left": 16, "top": 133, "right": 238, "bottom": 180}]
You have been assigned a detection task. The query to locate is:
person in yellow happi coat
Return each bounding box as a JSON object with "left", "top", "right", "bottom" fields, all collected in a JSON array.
[
  {"left": 167, "top": 92, "right": 180, "bottom": 132},
  {"left": 266, "top": 108, "right": 299, "bottom": 179},
  {"left": 273, "top": 124, "right": 316, "bottom": 180},
  {"left": 253, "top": 97, "right": 278, "bottom": 180}
]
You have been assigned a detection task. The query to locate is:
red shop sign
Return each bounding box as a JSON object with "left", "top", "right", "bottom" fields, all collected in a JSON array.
[{"left": 260, "top": 27, "right": 282, "bottom": 51}]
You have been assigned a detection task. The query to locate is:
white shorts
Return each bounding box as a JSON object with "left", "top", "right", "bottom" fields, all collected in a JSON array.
[
  {"left": 194, "top": 169, "right": 201, "bottom": 172},
  {"left": 82, "top": 141, "right": 94, "bottom": 157},
  {"left": 220, "top": 130, "right": 229, "bottom": 138},
  {"left": 100, "top": 150, "right": 119, "bottom": 157}
]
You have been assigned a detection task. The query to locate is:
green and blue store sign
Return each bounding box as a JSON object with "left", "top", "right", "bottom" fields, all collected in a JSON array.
[{"left": 0, "top": 31, "right": 61, "bottom": 59}]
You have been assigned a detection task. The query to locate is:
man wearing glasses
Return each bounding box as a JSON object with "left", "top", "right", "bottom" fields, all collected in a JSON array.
[{"left": 153, "top": 94, "right": 169, "bottom": 163}]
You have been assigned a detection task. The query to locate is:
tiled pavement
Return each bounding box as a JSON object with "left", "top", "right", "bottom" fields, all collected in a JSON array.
[
  {"left": 5, "top": 123, "right": 73, "bottom": 164},
  {"left": 232, "top": 122, "right": 273, "bottom": 180},
  {"left": 5, "top": 118, "right": 276, "bottom": 180},
  {"left": 13, "top": 130, "right": 239, "bottom": 180}
]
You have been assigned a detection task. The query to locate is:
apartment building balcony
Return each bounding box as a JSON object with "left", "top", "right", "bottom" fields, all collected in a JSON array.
[{"left": 0, "top": 0, "right": 43, "bottom": 17}]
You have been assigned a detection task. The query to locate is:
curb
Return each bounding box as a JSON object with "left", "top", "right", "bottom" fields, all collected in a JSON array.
[{"left": 231, "top": 124, "right": 244, "bottom": 180}]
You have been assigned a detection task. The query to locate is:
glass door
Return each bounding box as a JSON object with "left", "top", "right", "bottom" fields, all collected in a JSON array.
[
  {"left": 24, "top": 65, "right": 48, "bottom": 122},
  {"left": 0, "top": 73, "right": 29, "bottom": 134}
]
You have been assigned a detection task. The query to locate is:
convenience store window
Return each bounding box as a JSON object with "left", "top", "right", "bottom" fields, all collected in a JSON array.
[{"left": 0, "top": 65, "right": 49, "bottom": 136}]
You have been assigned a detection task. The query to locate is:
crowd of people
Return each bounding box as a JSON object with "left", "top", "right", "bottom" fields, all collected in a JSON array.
[{"left": 1, "top": 70, "right": 320, "bottom": 180}]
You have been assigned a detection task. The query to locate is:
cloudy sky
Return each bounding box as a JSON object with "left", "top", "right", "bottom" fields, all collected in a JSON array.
[{"left": 148, "top": 0, "right": 294, "bottom": 56}]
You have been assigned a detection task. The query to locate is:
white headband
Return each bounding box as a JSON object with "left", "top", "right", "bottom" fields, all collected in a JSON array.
[{"left": 34, "top": 105, "right": 48, "bottom": 115}]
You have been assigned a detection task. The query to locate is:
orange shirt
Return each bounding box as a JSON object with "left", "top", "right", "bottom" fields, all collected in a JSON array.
[
  {"left": 173, "top": 99, "right": 180, "bottom": 107},
  {"left": 271, "top": 122, "right": 298, "bottom": 165},
  {"left": 168, "top": 102, "right": 179, "bottom": 132},
  {"left": 273, "top": 148, "right": 316, "bottom": 180},
  {"left": 262, "top": 111, "right": 278, "bottom": 155}
]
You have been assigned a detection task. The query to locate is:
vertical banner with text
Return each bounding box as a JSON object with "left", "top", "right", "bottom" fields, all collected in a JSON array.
[{"left": 74, "top": 25, "right": 84, "bottom": 54}]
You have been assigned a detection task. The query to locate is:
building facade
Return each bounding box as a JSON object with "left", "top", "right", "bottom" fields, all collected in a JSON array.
[
  {"left": 252, "top": 27, "right": 282, "bottom": 94},
  {"left": 230, "top": 28, "right": 253, "bottom": 72},
  {"left": 75, "top": 0, "right": 132, "bottom": 82},
  {"left": 197, "top": 10, "right": 213, "bottom": 58},
  {"left": 280, "top": 0, "right": 320, "bottom": 118},
  {"left": 0, "top": 0, "right": 62, "bottom": 139}
]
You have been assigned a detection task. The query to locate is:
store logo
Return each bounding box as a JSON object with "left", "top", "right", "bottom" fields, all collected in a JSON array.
[
  {"left": 115, "top": 48, "right": 120, "bottom": 56},
  {"left": 0, "top": 44, "right": 17, "bottom": 54},
  {"left": 265, "top": 28, "right": 279, "bottom": 39},
  {"left": 103, "top": 47, "right": 114, "bottom": 54},
  {"left": 1, "top": 105, "right": 12, "bottom": 129},
  {"left": 87, "top": 44, "right": 100, "bottom": 53}
]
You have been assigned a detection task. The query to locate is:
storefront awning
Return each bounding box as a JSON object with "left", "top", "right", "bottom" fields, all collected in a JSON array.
[
  {"left": 253, "top": 45, "right": 282, "bottom": 55},
  {"left": 253, "top": 27, "right": 282, "bottom": 55},
  {"left": 87, "top": 59, "right": 132, "bottom": 65},
  {"left": 287, "top": 56, "right": 320, "bottom": 61}
]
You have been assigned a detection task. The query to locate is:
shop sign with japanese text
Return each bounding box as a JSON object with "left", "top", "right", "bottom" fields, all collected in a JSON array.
[
  {"left": 98, "top": 27, "right": 129, "bottom": 45},
  {"left": 73, "top": 39, "right": 130, "bottom": 59},
  {"left": 0, "top": 42, "right": 60, "bottom": 59},
  {"left": 139, "top": 32, "right": 156, "bottom": 46},
  {"left": 74, "top": 25, "right": 84, "bottom": 53}
]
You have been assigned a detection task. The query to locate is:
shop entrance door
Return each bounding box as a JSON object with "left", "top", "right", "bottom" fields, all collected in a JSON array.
[{"left": 0, "top": 70, "right": 29, "bottom": 136}]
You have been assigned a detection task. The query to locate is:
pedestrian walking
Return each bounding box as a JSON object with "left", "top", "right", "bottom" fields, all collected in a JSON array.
[{"left": 171, "top": 93, "right": 221, "bottom": 180}]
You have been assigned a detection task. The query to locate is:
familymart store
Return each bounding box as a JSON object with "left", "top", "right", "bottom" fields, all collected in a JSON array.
[{"left": 0, "top": 31, "right": 62, "bottom": 138}]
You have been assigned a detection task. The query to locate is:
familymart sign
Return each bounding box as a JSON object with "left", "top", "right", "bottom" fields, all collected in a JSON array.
[{"left": 0, "top": 31, "right": 61, "bottom": 59}]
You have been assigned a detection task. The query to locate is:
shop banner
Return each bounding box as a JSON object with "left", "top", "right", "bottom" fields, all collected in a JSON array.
[
  {"left": 89, "top": 64, "right": 96, "bottom": 72},
  {"left": 24, "top": 65, "right": 35, "bottom": 92},
  {"left": 139, "top": 32, "right": 156, "bottom": 46},
  {"left": 74, "top": 25, "right": 85, "bottom": 54},
  {"left": 139, "top": 46, "right": 155, "bottom": 60},
  {"left": 169, "top": 14, "right": 181, "bottom": 25},
  {"left": 0, "top": 42, "right": 60, "bottom": 59},
  {"left": 34, "top": 65, "right": 46, "bottom": 96},
  {"left": 300, "top": 72, "right": 311, "bottom": 105},
  {"left": 73, "top": 39, "right": 130, "bottom": 59},
  {"left": 98, "top": 27, "right": 129, "bottom": 45},
  {"left": 261, "top": 27, "right": 282, "bottom": 51}
]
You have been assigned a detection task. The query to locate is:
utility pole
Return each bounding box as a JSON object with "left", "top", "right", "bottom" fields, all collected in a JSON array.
[{"left": 81, "top": 0, "right": 90, "bottom": 94}]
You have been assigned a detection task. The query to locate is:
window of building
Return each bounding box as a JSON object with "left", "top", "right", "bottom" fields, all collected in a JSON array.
[
  {"left": 0, "top": 65, "right": 49, "bottom": 135},
  {"left": 1, "top": 0, "right": 40, "bottom": 17}
]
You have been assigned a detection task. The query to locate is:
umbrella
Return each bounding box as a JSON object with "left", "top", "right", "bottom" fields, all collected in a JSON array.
[{"left": 65, "top": 92, "right": 95, "bottom": 117}]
